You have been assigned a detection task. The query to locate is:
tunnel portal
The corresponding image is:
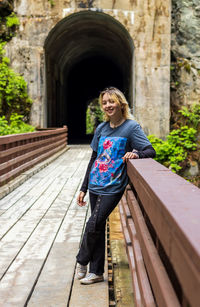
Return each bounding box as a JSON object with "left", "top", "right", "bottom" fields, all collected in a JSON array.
[{"left": 45, "top": 11, "right": 134, "bottom": 143}]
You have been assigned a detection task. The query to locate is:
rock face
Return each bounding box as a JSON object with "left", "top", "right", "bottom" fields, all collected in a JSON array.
[
  {"left": 171, "top": 0, "right": 200, "bottom": 116},
  {"left": 171, "top": 0, "right": 200, "bottom": 67},
  {"left": 3, "top": 0, "right": 171, "bottom": 139},
  {"left": 171, "top": 1, "right": 200, "bottom": 186},
  {"left": 184, "top": 161, "right": 199, "bottom": 177}
]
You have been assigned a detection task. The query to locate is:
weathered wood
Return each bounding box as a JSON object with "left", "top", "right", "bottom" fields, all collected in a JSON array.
[
  {"left": 0, "top": 127, "right": 67, "bottom": 145},
  {"left": 69, "top": 203, "right": 108, "bottom": 307},
  {"left": 119, "top": 201, "right": 156, "bottom": 307},
  {"left": 127, "top": 190, "right": 180, "bottom": 307},
  {"left": 0, "top": 147, "right": 83, "bottom": 237},
  {"left": 0, "top": 143, "right": 66, "bottom": 184},
  {"left": 0, "top": 176, "right": 41, "bottom": 211},
  {"left": 0, "top": 145, "right": 109, "bottom": 306},
  {"left": 0, "top": 177, "right": 79, "bottom": 278},
  {"left": 0, "top": 139, "right": 65, "bottom": 173},
  {"left": 69, "top": 265, "right": 109, "bottom": 307},
  {"left": 127, "top": 246, "right": 142, "bottom": 307},
  {"left": 126, "top": 158, "right": 200, "bottom": 307},
  {"left": 0, "top": 170, "right": 66, "bottom": 240},
  {"left": 0, "top": 127, "right": 67, "bottom": 186},
  {"left": 0, "top": 133, "right": 66, "bottom": 160},
  {"left": 27, "top": 191, "right": 88, "bottom": 306},
  {"left": 109, "top": 206, "right": 134, "bottom": 307}
]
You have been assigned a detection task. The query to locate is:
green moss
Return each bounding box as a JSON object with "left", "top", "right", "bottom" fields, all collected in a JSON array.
[
  {"left": 5, "top": 12, "right": 20, "bottom": 28},
  {"left": 0, "top": 12, "right": 20, "bottom": 42},
  {"left": 48, "top": 0, "right": 55, "bottom": 7}
]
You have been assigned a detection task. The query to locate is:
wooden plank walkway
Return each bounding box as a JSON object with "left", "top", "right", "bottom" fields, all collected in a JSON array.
[{"left": 0, "top": 145, "right": 109, "bottom": 307}]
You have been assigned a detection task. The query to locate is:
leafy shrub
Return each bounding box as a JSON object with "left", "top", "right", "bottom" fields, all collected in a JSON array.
[
  {"left": 5, "top": 12, "right": 20, "bottom": 28},
  {"left": 148, "top": 103, "right": 200, "bottom": 173},
  {"left": 148, "top": 127, "right": 197, "bottom": 172},
  {"left": 178, "top": 103, "right": 200, "bottom": 128},
  {"left": 0, "top": 13, "right": 20, "bottom": 41},
  {"left": 86, "top": 98, "right": 103, "bottom": 134},
  {"left": 0, "top": 42, "right": 32, "bottom": 121},
  {"left": 86, "top": 108, "right": 94, "bottom": 134},
  {"left": 0, "top": 113, "right": 35, "bottom": 136},
  {"left": 0, "top": 12, "right": 34, "bottom": 136}
]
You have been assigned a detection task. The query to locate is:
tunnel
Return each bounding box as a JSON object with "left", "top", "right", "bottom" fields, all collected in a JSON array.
[{"left": 44, "top": 11, "right": 134, "bottom": 143}]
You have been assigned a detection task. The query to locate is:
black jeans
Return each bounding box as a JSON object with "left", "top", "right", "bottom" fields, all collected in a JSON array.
[{"left": 76, "top": 190, "right": 124, "bottom": 275}]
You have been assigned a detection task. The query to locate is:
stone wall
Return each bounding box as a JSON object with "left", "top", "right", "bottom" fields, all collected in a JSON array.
[
  {"left": 171, "top": 0, "right": 200, "bottom": 181},
  {"left": 4, "top": 0, "right": 171, "bottom": 138},
  {"left": 171, "top": 0, "right": 200, "bottom": 115}
]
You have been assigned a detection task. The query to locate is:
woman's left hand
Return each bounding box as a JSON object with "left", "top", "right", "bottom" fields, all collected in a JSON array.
[{"left": 122, "top": 152, "right": 139, "bottom": 163}]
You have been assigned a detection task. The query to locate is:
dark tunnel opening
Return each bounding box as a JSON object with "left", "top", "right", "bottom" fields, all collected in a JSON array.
[
  {"left": 66, "top": 55, "right": 124, "bottom": 143},
  {"left": 45, "top": 11, "right": 134, "bottom": 144}
]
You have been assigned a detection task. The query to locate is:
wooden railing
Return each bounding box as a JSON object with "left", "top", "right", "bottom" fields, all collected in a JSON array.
[
  {"left": 119, "top": 158, "right": 200, "bottom": 307},
  {"left": 0, "top": 126, "right": 68, "bottom": 186}
]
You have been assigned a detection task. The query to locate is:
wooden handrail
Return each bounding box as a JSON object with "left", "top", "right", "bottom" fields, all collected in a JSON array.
[
  {"left": 0, "top": 133, "right": 66, "bottom": 160},
  {"left": 0, "top": 127, "right": 67, "bottom": 145},
  {"left": 119, "top": 158, "right": 200, "bottom": 307},
  {"left": 0, "top": 126, "right": 68, "bottom": 186}
]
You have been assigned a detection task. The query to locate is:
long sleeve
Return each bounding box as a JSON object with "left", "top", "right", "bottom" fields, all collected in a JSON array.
[
  {"left": 133, "top": 145, "right": 156, "bottom": 159},
  {"left": 80, "top": 150, "right": 97, "bottom": 193}
]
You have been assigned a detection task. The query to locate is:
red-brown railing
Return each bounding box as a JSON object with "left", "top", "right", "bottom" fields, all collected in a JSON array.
[
  {"left": 0, "top": 126, "right": 68, "bottom": 186},
  {"left": 119, "top": 158, "right": 200, "bottom": 307}
]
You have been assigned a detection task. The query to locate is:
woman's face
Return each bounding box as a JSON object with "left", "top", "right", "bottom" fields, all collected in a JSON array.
[{"left": 102, "top": 93, "right": 123, "bottom": 118}]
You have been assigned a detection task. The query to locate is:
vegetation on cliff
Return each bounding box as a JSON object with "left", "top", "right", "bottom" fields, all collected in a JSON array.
[
  {"left": 0, "top": 12, "right": 19, "bottom": 41},
  {"left": 0, "top": 113, "right": 35, "bottom": 135},
  {"left": 0, "top": 43, "right": 32, "bottom": 120},
  {"left": 148, "top": 103, "right": 200, "bottom": 186},
  {"left": 0, "top": 9, "right": 34, "bottom": 135}
]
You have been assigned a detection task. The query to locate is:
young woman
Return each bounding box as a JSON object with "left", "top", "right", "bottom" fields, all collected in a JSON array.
[{"left": 76, "top": 87, "right": 156, "bottom": 285}]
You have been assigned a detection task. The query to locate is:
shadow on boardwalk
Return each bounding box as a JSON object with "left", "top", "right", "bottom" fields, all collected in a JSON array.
[{"left": 0, "top": 145, "right": 109, "bottom": 307}]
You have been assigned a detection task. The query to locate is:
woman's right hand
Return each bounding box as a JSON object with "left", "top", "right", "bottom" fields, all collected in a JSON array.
[{"left": 77, "top": 191, "right": 86, "bottom": 207}]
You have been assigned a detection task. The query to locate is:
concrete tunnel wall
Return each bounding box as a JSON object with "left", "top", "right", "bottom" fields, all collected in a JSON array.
[{"left": 44, "top": 11, "right": 134, "bottom": 143}]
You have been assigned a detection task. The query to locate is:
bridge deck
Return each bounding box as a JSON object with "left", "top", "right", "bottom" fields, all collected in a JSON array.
[{"left": 0, "top": 145, "right": 109, "bottom": 307}]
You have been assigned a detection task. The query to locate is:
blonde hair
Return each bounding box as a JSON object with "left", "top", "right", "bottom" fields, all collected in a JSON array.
[{"left": 99, "top": 87, "right": 133, "bottom": 121}]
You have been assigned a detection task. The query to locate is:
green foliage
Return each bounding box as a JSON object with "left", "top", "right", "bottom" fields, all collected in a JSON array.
[
  {"left": 86, "top": 108, "right": 93, "bottom": 134},
  {"left": 176, "top": 58, "right": 194, "bottom": 74},
  {"left": 178, "top": 103, "right": 200, "bottom": 128},
  {"left": 0, "top": 12, "right": 33, "bottom": 136},
  {"left": 5, "top": 13, "right": 20, "bottom": 28},
  {"left": 0, "top": 113, "right": 35, "bottom": 136},
  {"left": 0, "top": 13, "right": 20, "bottom": 42},
  {"left": 86, "top": 99, "right": 103, "bottom": 134},
  {"left": 148, "top": 127, "right": 197, "bottom": 172},
  {"left": 0, "top": 42, "right": 32, "bottom": 121},
  {"left": 148, "top": 103, "right": 200, "bottom": 173},
  {"left": 0, "top": 42, "right": 6, "bottom": 59},
  {"left": 170, "top": 57, "right": 197, "bottom": 91}
]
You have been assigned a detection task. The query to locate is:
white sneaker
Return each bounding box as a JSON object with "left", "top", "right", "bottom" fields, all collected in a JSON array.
[
  {"left": 80, "top": 273, "right": 104, "bottom": 285},
  {"left": 76, "top": 263, "right": 87, "bottom": 280}
]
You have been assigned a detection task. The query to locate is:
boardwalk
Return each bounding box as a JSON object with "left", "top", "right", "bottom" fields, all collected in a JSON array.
[{"left": 0, "top": 146, "right": 109, "bottom": 307}]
